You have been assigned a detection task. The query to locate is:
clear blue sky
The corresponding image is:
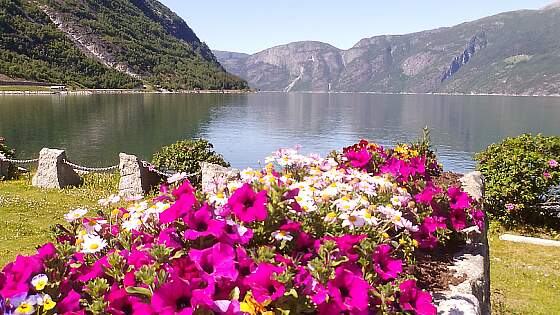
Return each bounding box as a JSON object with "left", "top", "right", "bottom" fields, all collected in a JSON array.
[{"left": 160, "top": 0, "right": 553, "bottom": 54}]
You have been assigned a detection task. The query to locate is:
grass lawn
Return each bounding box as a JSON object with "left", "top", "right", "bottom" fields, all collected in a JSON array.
[
  {"left": 0, "top": 173, "right": 118, "bottom": 265},
  {"left": 0, "top": 85, "right": 53, "bottom": 92},
  {"left": 0, "top": 176, "right": 559, "bottom": 313},
  {"left": 490, "top": 229, "right": 560, "bottom": 314}
]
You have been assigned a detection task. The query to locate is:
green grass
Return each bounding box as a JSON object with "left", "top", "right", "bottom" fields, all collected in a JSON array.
[
  {"left": 0, "top": 173, "right": 119, "bottom": 265},
  {"left": 490, "top": 228, "right": 560, "bottom": 314},
  {"left": 0, "top": 85, "right": 53, "bottom": 91}
]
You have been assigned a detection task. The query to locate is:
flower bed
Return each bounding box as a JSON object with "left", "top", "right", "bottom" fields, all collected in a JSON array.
[{"left": 0, "top": 140, "right": 484, "bottom": 315}]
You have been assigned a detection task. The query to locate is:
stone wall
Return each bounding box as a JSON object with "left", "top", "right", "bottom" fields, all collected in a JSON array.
[{"left": 435, "top": 171, "right": 491, "bottom": 315}]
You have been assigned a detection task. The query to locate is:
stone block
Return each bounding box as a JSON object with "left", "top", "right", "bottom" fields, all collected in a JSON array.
[
  {"left": 436, "top": 171, "right": 490, "bottom": 315},
  {"left": 118, "top": 153, "right": 161, "bottom": 197},
  {"left": 0, "top": 159, "right": 11, "bottom": 178},
  {"left": 32, "top": 148, "right": 82, "bottom": 189},
  {"left": 200, "top": 162, "right": 240, "bottom": 192}
]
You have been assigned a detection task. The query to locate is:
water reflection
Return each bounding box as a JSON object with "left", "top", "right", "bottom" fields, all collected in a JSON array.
[{"left": 0, "top": 93, "right": 559, "bottom": 173}]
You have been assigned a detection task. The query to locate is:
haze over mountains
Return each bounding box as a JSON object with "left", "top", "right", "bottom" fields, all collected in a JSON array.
[{"left": 215, "top": 4, "right": 560, "bottom": 95}]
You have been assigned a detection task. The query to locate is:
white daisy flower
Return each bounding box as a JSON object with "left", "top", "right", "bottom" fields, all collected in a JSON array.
[
  {"left": 64, "top": 208, "right": 88, "bottom": 223},
  {"left": 340, "top": 212, "right": 366, "bottom": 229},
  {"left": 272, "top": 230, "right": 293, "bottom": 241},
  {"left": 81, "top": 234, "right": 108, "bottom": 254}
]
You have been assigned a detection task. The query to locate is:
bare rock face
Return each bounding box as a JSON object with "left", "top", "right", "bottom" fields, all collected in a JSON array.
[
  {"left": 200, "top": 162, "right": 240, "bottom": 193},
  {"left": 32, "top": 148, "right": 82, "bottom": 189},
  {"left": 118, "top": 153, "right": 161, "bottom": 197}
]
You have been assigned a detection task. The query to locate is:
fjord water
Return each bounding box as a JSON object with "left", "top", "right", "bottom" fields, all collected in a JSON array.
[{"left": 1, "top": 93, "right": 559, "bottom": 173}]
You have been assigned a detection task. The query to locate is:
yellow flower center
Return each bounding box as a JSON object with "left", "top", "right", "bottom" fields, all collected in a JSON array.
[
  {"left": 327, "top": 212, "right": 337, "bottom": 219},
  {"left": 382, "top": 233, "right": 390, "bottom": 238},
  {"left": 90, "top": 244, "right": 99, "bottom": 250},
  {"left": 395, "top": 215, "right": 402, "bottom": 222},
  {"left": 349, "top": 216, "right": 357, "bottom": 223},
  {"left": 216, "top": 193, "right": 224, "bottom": 199}
]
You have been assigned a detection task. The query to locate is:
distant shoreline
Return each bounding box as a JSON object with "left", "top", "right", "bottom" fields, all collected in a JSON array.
[
  {"left": 0, "top": 89, "right": 559, "bottom": 98},
  {"left": 0, "top": 89, "right": 255, "bottom": 95}
]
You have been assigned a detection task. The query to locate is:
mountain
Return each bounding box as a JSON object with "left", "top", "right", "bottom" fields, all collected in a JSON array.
[
  {"left": 0, "top": 0, "right": 247, "bottom": 90},
  {"left": 215, "top": 5, "right": 560, "bottom": 95}
]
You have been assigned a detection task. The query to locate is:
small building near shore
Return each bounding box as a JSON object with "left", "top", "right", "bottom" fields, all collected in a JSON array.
[{"left": 49, "top": 85, "right": 66, "bottom": 91}]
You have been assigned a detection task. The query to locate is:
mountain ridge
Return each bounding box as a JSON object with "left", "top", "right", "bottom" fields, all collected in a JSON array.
[{"left": 215, "top": 6, "right": 560, "bottom": 95}]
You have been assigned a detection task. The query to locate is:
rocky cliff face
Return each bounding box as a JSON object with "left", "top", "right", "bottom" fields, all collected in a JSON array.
[{"left": 216, "top": 5, "right": 560, "bottom": 95}]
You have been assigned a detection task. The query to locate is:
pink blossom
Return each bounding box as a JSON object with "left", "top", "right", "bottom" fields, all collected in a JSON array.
[
  {"left": 184, "top": 203, "right": 226, "bottom": 240},
  {"left": 549, "top": 159, "right": 558, "bottom": 168},
  {"left": 107, "top": 288, "right": 154, "bottom": 315},
  {"left": 227, "top": 184, "right": 268, "bottom": 223},
  {"left": 544, "top": 172, "right": 552, "bottom": 179},
  {"left": 58, "top": 289, "right": 82, "bottom": 313},
  {"left": 505, "top": 203, "right": 516, "bottom": 211},
  {"left": 415, "top": 185, "right": 442, "bottom": 205},
  {"left": 326, "top": 267, "right": 370, "bottom": 312},
  {"left": 345, "top": 148, "right": 372, "bottom": 169},
  {"left": 372, "top": 244, "right": 403, "bottom": 281},
  {"left": 398, "top": 280, "right": 436, "bottom": 315},
  {"left": 152, "top": 280, "right": 196, "bottom": 315},
  {"left": 449, "top": 208, "right": 467, "bottom": 231},
  {"left": 447, "top": 187, "right": 470, "bottom": 210},
  {"left": 243, "top": 263, "right": 285, "bottom": 303},
  {"left": 189, "top": 243, "right": 238, "bottom": 281},
  {"left": 0, "top": 255, "right": 43, "bottom": 298},
  {"left": 159, "top": 192, "right": 197, "bottom": 224}
]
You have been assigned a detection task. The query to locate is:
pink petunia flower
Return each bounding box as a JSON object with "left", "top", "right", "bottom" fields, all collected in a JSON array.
[
  {"left": 183, "top": 203, "right": 226, "bottom": 240},
  {"left": 549, "top": 159, "right": 558, "bottom": 168},
  {"left": 447, "top": 187, "right": 470, "bottom": 210},
  {"left": 544, "top": 172, "right": 552, "bottom": 179},
  {"left": 345, "top": 148, "right": 372, "bottom": 169},
  {"left": 189, "top": 243, "right": 238, "bottom": 281},
  {"left": 243, "top": 263, "right": 285, "bottom": 303},
  {"left": 227, "top": 184, "right": 268, "bottom": 223},
  {"left": 398, "top": 280, "right": 437, "bottom": 315},
  {"left": 372, "top": 244, "right": 403, "bottom": 281},
  {"left": 449, "top": 208, "right": 467, "bottom": 231},
  {"left": 326, "top": 267, "right": 370, "bottom": 312}
]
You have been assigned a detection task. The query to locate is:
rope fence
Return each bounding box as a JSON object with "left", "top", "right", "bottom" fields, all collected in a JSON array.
[{"left": 0, "top": 151, "right": 200, "bottom": 178}]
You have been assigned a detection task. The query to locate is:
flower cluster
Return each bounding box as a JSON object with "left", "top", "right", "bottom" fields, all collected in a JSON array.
[{"left": 0, "top": 140, "right": 484, "bottom": 315}]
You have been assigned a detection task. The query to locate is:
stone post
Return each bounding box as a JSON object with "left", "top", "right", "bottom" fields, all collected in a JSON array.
[
  {"left": 0, "top": 159, "right": 11, "bottom": 178},
  {"left": 200, "top": 162, "right": 240, "bottom": 193},
  {"left": 32, "top": 148, "right": 82, "bottom": 189},
  {"left": 118, "top": 153, "right": 161, "bottom": 197}
]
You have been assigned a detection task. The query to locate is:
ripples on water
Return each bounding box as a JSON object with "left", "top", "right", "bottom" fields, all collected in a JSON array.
[{"left": 1, "top": 92, "right": 559, "bottom": 173}]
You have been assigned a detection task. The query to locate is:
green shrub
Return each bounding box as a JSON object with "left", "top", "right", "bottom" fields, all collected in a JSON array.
[
  {"left": 151, "top": 139, "right": 230, "bottom": 187},
  {"left": 0, "top": 137, "right": 17, "bottom": 180},
  {"left": 475, "top": 134, "right": 560, "bottom": 226}
]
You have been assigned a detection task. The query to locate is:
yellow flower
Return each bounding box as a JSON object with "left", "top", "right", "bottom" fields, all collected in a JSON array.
[
  {"left": 43, "top": 297, "right": 56, "bottom": 311},
  {"left": 240, "top": 292, "right": 271, "bottom": 315},
  {"left": 382, "top": 232, "right": 390, "bottom": 239},
  {"left": 16, "top": 302, "right": 34, "bottom": 315},
  {"left": 111, "top": 208, "right": 120, "bottom": 216},
  {"left": 412, "top": 240, "right": 419, "bottom": 247}
]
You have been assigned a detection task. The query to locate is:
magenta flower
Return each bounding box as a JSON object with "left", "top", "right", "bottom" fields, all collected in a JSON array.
[
  {"left": 326, "top": 267, "right": 370, "bottom": 312},
  {"left": 172, "top": 180, "right": 195, "bottom": 199},
  {"left": 549, "top": 159, "right": 558, "bottom": 168},
  {"left": 415, "top": 185, "right": 442, "bottom": 205},
  {"left": 168, "top": 257, "right": 200, "bottom": 282},
  {"left": 372, "top": 244, "right": 403, "bottom": 281},
  {"left": 158, "top": 227, "right": 183, "bottom": 250},
  {"left": 449, "top": 208, "right": 467, "bottom": 231},
  {"left": 505, "top": 203, "right": 516, "bottom": 212},
  {"left": 398, "top": 280, "right": 437, "bottom": 315},
  {"left": 243, "top": 263, "right": 285, "bottom": 303},
  {"left": 219, "top": 220, "right": 253, "bottom": 245},
  {"left": 184, "top": 203, "right": 226, "bottom": 240},
  {"left": 413, "top": 220, "right": 439, "bottom": 249},
  {"left": 107, "top": 288, "right": 154, "bottom": 315},
  {"left": 321, "top": 234, "right": 367, "bottom": 262},
  {"left": 152, "top": 280, "right": 196, "bottom": 315},
  {"left": 447, "top": 187, "right": 470, "bottom": 210},
  {"left": 189, "top": 243, "right": 238, "bottom": 281},
  {"left": 227, "top": 184, "right": 268, "bottom": 223},
  {"left": 235, "top": 247, "right": 256, "bottom": 279},
  {"left": 544, "top": 172, "right": 552, "bottom": 179},
  {"left": 58, "top": 289, "right": 82, "bottom": 313},
  {"left": 345, "top": 148, "right": 372, "bottom": 169},
  {"left": 0, "top": 255, "right": 43, "bottom": 298},
  {"left": 126, "top": 250, "right": 153, "bottom": 269},
  {"left": 471, "top": 209, "right": 485, "bottom": 231},
  {"left": 159, "top": 192, "right": 197, "bottom": 224},
  {"left": 37, "top": 243, "right": 56, "bottom": 261}
]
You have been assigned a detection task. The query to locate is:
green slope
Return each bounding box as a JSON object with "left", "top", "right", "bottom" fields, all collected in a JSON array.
[
  {"left": 0, "top": 0, "right": 140, "bottom": 88},
  {"left": 0, "top": 0, "right": 248, "bottom": 90}
]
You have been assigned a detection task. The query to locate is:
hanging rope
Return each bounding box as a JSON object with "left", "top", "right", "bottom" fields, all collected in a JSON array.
[{"left": 62, "top": 159, "right": 119, "bottom": 172}]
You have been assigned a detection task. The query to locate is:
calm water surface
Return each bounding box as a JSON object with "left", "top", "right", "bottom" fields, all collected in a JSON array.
[{"left": 1, "top": 93, "right": 559, "bottom": 173}]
